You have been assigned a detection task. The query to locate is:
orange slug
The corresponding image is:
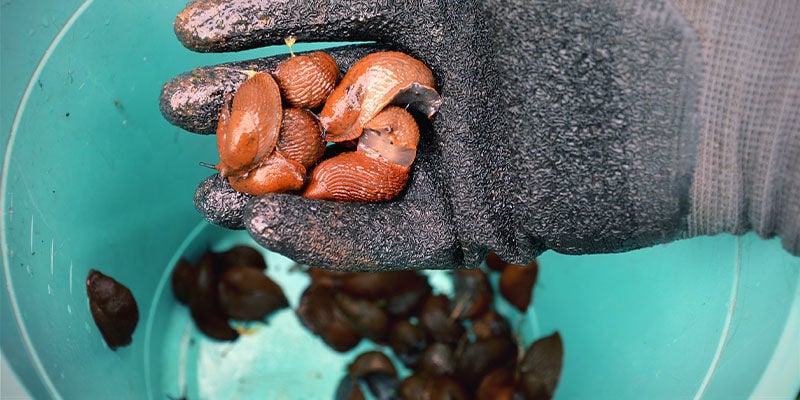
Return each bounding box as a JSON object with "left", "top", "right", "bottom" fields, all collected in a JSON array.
[
  {"left": 273, "top": 51, "right": 340, "bottom": 109},
  {"left": 215, "top": 71, "right": 283, "bottom": 178},
  {"left": 302, "top": 151, "right": 410, "bottom": 202},
  {"left": 318, "top": 51, "right": 441, "bottom": 143},
  {"left": 228, "top": 151, "right": 306, "bottom": 196},
  {"left": 304, "top": 106, "right": 420, "bottom": 202},
  {"left": 357, "top": 106, "right": 420, "bottom": 168},
  {"left": 275, "top": 108, "right": 325, "bottom": 169}
]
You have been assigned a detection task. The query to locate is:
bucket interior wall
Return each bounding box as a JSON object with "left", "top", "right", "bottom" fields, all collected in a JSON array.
[{"left": 2, "top": 1, "right": 799, "bottom": 399}]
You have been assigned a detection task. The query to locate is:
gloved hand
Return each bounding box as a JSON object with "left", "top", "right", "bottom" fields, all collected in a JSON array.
[{"left": 160, "top": 0, "right": 800, "bottom": 270}]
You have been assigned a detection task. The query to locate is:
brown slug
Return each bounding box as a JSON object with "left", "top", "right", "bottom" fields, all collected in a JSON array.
[
  {"left": 273, "top": 51, "right": 340, "bottom": 109},
  {"left": 189, "top": 252, "right": 239, "bottom": 341},
  {"left": 171, "top": 258, "right": 195, "bottom": 305},
  {"left": 318, "top": 51, "right": 440, "bottom": 143},
  {"left": 347, "top": 350, "right": 398, "bottom": 381},
  {"left": 484, "top": 251, "right": 540, "bottom": 312},
  {"left": 86, "top": 269, "right": 139, "bottom": 350},
  {"left": 217, "top": 265, "right": 289, "bottom": 321},
  {"left": 470, "top": 310, "right": 512, "bottom": 341},
  {"left": 475, "top": 368, "right": 515, "bottom": 400},
  {"left": 345, "top": 350, "right": 400, "bottom": 400},
  {"left": 302, "top": 150, "right": 411, "bottom": 201},
  {"left": 296, "top": 284, "right": 363, "bottom": 352},
  {"left": 417, "top": 342, "right": 457, "bottom": 376},
  {"left": 451, "top": 269, "right": 493, "bottom": 320},
  {"left": 516, "top": 332, "right": 564, "bottom": 400},
  {"left": 215, "top": 71, "right": 283, "bottom": 178},
  {"left": 499, "top": 259, "right": 539, "bottom": 313},
  {"left": 388, "top": 319, "right": 428, "bottom": 367},
  {"left": 214, "top": 244, "right": 267, "bottom": 271},
  {"left": 382, "top": 273, "right": 432, "bottom": 318},
  {"left": 454, "top": 335, "right": 518, "bottom": 391},
  {"left": 337, "top": 270, "right": 425, "bottom": 300},
  {"left": 225, "top": 106, "right": 326, "bottom": 196},
  {"left": 357, "top": 105, "right": 420, "bottom": 168},
  {"left": 398, "top": 374, "right": 427, "bottom": 400},
  {"left": 275, "top": 108, "right": 326, "bottom": 169},
  {"left": 419, "top": 294, "right": 465, "bottom": 346},
  {"left": 335, "top": 375, "right": 366, "bottom": 400},
  {"left": 335, "top": 293, "right": 390, "bottom": 343},
  {"left": 227, "top": 150, "right": 306, "bottom": 195},
  {"left": 303, "top": 106, "right": 419, "bottom": 202}
]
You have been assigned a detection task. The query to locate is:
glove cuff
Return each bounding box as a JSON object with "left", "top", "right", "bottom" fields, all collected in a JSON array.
[{"left": 678, "top": 0, "right": 800, "bottom": 255}]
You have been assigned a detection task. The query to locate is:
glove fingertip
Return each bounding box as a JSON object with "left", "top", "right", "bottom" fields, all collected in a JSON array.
[{"left": 195, "top": 174, "right": 251, "bottom": 230}]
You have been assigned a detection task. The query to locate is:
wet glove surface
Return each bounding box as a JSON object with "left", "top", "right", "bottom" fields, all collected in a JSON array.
[{"left": 161, "top": 0, "right": 799, "bottom": 270}]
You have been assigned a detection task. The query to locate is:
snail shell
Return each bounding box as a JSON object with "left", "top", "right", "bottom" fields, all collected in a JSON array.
[
  {"left": 273, "top": 51, "right": 339, "bottom": 109},
  {"left": 228, "top": 151, "right": 306, "bottom": 196},
  {"left": 216, "top": 72, "right": 283, "bottom": 177},
  {"left": 276, "top": 108, "right": 325, "bottom": 169},
  {"left": 318, "top": 51, "right": 441, "bottom": 143}
]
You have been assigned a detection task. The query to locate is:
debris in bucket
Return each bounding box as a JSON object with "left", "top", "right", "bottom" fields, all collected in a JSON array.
[
  {"left": 86, "top": 269, "right": 139, "bottom": 350},
  {"left": 203, "top": 48, "right": 442, "bottom": 202},
  {"left": 298, "top": 251, "right": 562, "bottom": 399},
  {"left": 170, "top": 244, "right": 288, "bottom": 342}
]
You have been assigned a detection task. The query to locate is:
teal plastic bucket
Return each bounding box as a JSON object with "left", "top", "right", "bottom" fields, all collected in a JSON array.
[{"left": 2, "top": 1, "right": 799, "bottom": 399}]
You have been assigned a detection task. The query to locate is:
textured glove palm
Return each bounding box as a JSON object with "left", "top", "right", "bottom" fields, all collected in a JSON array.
[{"left": 160, "top": 0, "right": 799, "bottom": 270}]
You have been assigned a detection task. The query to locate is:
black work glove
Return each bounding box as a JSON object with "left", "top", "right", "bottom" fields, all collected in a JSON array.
[{"left": 160, "top": 0, "right": 800, "bottom": 270}]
